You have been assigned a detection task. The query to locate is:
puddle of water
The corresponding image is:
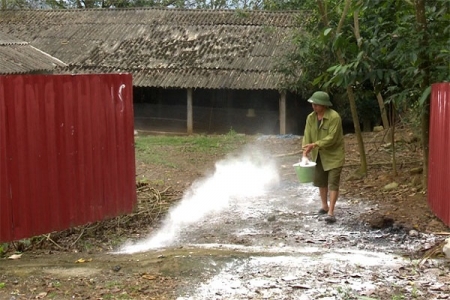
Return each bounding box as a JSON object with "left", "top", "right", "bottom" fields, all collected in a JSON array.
[{"left": 115, "top": 146, "right": 280, "bottom": 254}]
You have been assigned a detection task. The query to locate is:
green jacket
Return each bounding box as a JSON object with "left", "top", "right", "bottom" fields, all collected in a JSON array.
[{"left": 302, "top": 108, "right": 345, "bottom": 171}]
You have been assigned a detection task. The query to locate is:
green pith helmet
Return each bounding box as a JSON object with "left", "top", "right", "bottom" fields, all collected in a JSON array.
[{"left": 307, "top": 91, "right": 333, "bottom": 107}]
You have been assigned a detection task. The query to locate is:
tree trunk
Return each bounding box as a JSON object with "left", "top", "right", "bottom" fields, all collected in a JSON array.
[
  {"left": 376, "top": 92, "right": 390, "bottom": 130},
  {"left": 415, "top": 0, "right": 430, "bottom": 189},
  {"left": 390, "top": 103, "right": 397, "bottom": 176},
  {"left": 317, "top": 0, "right": 329, "bottom": 26},
  {"left": 339, "top": 0, "right": 367, "bottom": 175},
  {"left": 346, "top": 86, "right": 367, "bottom": 175}
]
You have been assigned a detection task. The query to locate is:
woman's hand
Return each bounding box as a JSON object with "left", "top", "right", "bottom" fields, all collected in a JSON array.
[{"left": 302, "top": 143, "right": 317, "bottom": 156}]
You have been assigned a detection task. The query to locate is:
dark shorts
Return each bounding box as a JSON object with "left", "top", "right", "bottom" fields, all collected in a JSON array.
[{"left": 313, "top": 155, "right": 342, "bottom": 191}]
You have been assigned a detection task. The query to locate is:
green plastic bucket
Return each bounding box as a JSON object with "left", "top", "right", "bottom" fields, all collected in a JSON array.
[{"left": 293, "top": 162, "right": 316, "bottom": 183}]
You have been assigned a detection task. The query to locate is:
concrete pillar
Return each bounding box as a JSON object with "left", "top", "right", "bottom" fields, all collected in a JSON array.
[
  {"left": 279, "top": 91, "right": 286, "bottom": 135},
  {"left": 187, "top": 88, "right": 193, "bottom": 134}
]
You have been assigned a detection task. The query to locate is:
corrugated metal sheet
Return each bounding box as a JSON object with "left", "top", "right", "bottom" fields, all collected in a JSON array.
[
  {"left": 0, "top": 32, "right": 66, "bottom": 75},
  {"left": 0, "top": 73, "right": 136, "bottom": 242},
  {"left": 428, "top": 82, "right": 450, "bottom": 227},
  {"left": 0, "top": 8, "right": 300, "bottom": 89}
]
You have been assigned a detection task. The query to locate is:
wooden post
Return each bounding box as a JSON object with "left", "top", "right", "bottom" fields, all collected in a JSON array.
[
  {"left": 187, "top": 88, "right": 193, "bottom": 134},
  {"left": 279, "top": 91, "right": 286, "bottom": 135}
]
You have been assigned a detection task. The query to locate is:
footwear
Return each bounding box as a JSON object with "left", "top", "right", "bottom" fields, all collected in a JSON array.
[
  {"left": 324, "top": 215, "right": 336, "bottom": 223},
  {"left": 318, "top": 208, "right": 329, "bottom": 215}
]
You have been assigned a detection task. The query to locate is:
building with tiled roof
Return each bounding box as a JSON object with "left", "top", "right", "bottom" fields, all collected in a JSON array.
[
  {"left": 0, "top": 8, "right": 309, "bottom": 134},
  {"left": 0, "top": 32, "right": 66, "bottom": 75}
]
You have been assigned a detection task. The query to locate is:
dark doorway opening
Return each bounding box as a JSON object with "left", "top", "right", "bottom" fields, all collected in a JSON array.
[{"left": 133, "top": 87, "right": 309, "bottom": 135}]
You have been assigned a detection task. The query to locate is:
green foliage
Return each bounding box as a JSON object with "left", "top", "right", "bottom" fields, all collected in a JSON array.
[
  {"left": 340, "top": 0, "right": 447, "bottom": 109},
  {"left": 392, "top": 294, "right": 406, "bottom": 300},
  {"left": 263, "top": 0, "right": 315, "bottom": 11},
  {"left": 0, "top": 282, "right": 5, "bottom": 289},
  {"left": 226, "top": 127, "right": 237, "bottom": 136},
  {"left": 276, "top": 1, "right": 346, "bottom": 98},
  {"left": 235, "top": 9, "right": 250, "bottom": 18},
  {"left": 278, "top": 0, "right": 449, "bottom": 126},
  {"left": 333, "top": 89, "right": 380, "bottom": 126},
  {"left": 399, "top": 101, "right": 422, "bottom": 134},
  {"left": 385, "top": 1, "right": 449, "bottom": 104},
  {"left": 0, "top": 243, "right": 6, "bottom": 256},
  {"left": 335, "top": 285, "right": 354, "bottom": 298}
]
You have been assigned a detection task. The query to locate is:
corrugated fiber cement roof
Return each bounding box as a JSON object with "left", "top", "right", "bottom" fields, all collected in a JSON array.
[{"left": 0, "top": 8, "right": 305, "bottom": 89}]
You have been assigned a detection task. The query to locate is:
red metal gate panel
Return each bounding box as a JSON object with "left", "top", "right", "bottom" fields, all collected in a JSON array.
[
  {"left": 0, "top": 77, "right": 13, "bottom": 241},
  {"left": 0, "top": 74, "right": 136, "bottom": 242},
  {"left": 428, "top": 82, "right": 450, "bottom": 227}
]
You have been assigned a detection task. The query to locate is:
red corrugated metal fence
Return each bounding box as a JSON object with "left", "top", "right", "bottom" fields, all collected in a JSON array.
[
  {"left": 0, "top": 74, "right": 136, "bottom": 242},
  {"left": 428, "top": 82, "right": 450, "bottom": 227}
]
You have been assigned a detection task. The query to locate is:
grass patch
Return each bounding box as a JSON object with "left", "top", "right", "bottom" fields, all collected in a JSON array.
[
  {"left": 135, "top": 131, "right": 250, "bottom": 166},
  {"left": 105, "top": 281, "right": 123, "bottom": 288}
]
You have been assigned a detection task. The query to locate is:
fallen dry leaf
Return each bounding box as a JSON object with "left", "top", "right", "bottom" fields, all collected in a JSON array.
[
  {"left": 75, "top": 258, "right": 93, "bottom": 263},
  {"left": 290, "top": 284, "right": 311, "bottom": 289},
  {"left": 36, "top": 292, "right": 47, "bottom": 299},
  {"left": 8, "top": 253, "right": 22, "bottom": 260},
  {"left": 142, "top": 274, "right": 157, "bottom": 280}
]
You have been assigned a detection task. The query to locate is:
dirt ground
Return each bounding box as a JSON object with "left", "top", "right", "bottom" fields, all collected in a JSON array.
[{"left": 0, "top": 127, "right": 449, "bottom": 300}]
